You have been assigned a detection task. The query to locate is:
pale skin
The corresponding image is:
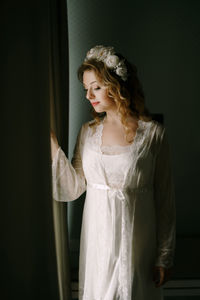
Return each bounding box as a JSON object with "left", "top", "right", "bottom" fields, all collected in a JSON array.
[{"left": 51, "top": 69, "right": 172, "bottom": 287}]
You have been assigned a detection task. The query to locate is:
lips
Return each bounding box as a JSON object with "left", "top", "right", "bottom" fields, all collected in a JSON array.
[{"left": 91, "top": 101, "right": 100, "bottom": 106}]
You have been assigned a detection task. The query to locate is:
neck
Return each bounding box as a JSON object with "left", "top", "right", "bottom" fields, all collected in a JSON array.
[
  {"left": 104, "top": 110, "right": 122, "bottom": 125},
  {"left": 104, "top": 111, "right": 138, "bottom": 127}
]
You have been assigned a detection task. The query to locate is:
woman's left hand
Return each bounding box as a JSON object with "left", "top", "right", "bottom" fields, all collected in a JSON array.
[
  {"left": 153, "top": 266, "right": 172, "bottom": 287},
  {"left": 50, "top": 130, "right": 59, "bottom": 161}
]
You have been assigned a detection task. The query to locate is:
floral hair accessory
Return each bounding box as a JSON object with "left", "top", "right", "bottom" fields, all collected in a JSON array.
[{"left": 85, "top": 45, "right": 128, "bottom": 81}]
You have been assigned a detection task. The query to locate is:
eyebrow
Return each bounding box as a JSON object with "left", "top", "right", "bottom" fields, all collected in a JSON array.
[{"left": 83, "top": 80, "right": 97, "bottom": 88}]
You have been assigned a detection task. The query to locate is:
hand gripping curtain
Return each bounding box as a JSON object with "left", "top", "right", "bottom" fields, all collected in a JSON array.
[{"left": 49, "top": 0, "right": 72, "bottom": 299}]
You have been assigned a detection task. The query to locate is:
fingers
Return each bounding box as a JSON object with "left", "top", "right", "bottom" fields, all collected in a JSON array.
[
  {"left": 153, "top": 266, "right": 165, "bottom": 288},
  {"left": 50, "top": 130, "right": 59, "bottom": 146},
  {"left": 50, "top": 130, "right": 59, "bottom": 161},
  {"left": 153, "top": 266, "right": 173, "bottom": 287},
  {"left": 50, "top": 129, "right": 56, "bottom": 139}
]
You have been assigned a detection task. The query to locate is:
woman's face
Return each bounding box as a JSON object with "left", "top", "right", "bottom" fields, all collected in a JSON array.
[{"left": 83, "top": 70, "right": 117, "bottom": 113}]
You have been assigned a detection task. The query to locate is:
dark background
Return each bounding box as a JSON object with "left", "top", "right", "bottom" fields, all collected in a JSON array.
[
  {"left": 1, "top": 0, "right": 200, "bottom": 299},
  {"left": 67, "top": 0, "right": 200, "bottom": 280}
]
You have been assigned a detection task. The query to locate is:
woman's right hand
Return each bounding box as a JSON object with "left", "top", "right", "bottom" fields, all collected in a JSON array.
[{"left": 50, "top": 130, "right": 59, "bottom": 161}]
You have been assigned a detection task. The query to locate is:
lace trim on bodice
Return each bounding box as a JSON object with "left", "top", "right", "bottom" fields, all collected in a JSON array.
[
  {"left": 101, "top": 144, "right": 132, "bottom": 155},
  {"left": 87, "top": 118, "right": 150, "bottom": 156}
]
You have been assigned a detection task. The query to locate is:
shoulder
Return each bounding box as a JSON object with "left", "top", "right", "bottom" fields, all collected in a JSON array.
[
  {"left": 81, "top": 119, "right": 95, "bottom": 131},
  {"left": 78, "top": 119, "right": 96, "bottom": 139},
  {"left": 146, "top": 120, "right": 171, "bottom": 157},
  {"left": 142, "top": 119, "right": 165, "bottom": 139},
  {"left": 140, "top": 119, "right": 167, "bottom": 153}
]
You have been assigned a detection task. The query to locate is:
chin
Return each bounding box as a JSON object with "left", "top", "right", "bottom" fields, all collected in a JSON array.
[{"left": 93, "top": 107, "right": 104, "bottom": 113}]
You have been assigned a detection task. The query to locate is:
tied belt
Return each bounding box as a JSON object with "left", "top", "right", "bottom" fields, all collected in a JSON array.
[
  {"left": 87, "top": 182, "right": 126, "bottom": 202},
  {"left": 87, "top": 182, "right": 153, "bottom": 203}
]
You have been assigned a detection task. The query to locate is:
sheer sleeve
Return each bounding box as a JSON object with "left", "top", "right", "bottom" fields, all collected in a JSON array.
[
  {"left": 52, "top": 125, "right": 86, "bottom": 202},
  {"left": 154, "top": 127, "right": 176, "bottom": 268}
]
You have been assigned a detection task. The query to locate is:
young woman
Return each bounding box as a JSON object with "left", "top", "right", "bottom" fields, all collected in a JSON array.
[{"left": 51, "top": 45, "right": 176, "bottom": 300}]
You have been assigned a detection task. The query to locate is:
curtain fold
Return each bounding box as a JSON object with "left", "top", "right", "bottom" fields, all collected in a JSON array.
[
  {"left": 49, "top": 1, "right": 72, "bottom": 299},
  {"left": 1, "top": 1, "right": 60, "bottom": 299}
]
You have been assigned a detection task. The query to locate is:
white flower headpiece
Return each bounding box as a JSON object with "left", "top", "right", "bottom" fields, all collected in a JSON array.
[{"left": 84, "top": 45, "right": 128, "bottom": 81}]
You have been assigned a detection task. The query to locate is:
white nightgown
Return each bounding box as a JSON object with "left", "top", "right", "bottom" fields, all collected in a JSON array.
[{"left": 52, "top": 118, "right": 176, "bottom": 300}]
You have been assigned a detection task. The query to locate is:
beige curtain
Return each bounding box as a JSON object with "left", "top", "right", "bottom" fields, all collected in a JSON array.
[{"left": 49, "top": 1, "right": 72, "bottom": 299}]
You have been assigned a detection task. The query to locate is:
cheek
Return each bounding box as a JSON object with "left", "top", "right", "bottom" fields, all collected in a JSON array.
[
  {"left": 102, "top": 91, "right": 114, "bottom": 103},
  {"left": 106, "top": 95, "right": 116, "bottom": 106}
]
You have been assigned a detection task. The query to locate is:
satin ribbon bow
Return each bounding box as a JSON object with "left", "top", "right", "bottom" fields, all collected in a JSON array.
[{"left": 88, "top": 182, "right": 127, "bottom": 203}]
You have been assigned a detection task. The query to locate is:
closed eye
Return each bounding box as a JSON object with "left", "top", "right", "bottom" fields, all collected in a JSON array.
[{"left": 83, "top": 86, "right": 101, "bottom": 93}]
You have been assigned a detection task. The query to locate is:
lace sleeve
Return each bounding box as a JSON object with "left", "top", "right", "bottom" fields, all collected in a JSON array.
[
  {"left": 52, "top": 125, "right": 86, "bottom": 202},
  {"left": 154, "top": 127, "right": 176, "bottom": 268}
]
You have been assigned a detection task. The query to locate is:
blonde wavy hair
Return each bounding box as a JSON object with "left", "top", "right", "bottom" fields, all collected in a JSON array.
[{"left": 77, "top": 56, "right": 151, "bottom": 143}]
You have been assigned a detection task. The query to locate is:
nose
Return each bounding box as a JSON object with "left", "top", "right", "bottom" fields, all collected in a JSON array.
[{"left": 86, "top": 88, "right": 95, "bottom": 100}]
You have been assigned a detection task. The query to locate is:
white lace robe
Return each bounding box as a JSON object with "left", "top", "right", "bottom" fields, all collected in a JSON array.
[{"left": 52, "top": 118, "right": 176, "bottom": 300}]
